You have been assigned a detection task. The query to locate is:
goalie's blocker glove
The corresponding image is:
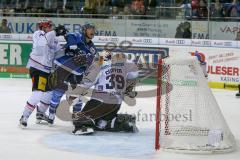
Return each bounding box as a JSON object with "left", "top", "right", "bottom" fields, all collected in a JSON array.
[{"left": 54, "top": 24, "right": 68, "bottom": 36}]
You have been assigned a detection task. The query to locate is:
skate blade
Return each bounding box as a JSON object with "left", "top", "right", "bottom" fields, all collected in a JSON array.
[
  {"left": 18, "top": 123, "right": 27, "bottom": 129},
  {"left": 133, "top": 126, "right": 139, "bottom": 133},
  {"left": 36, "top": 119, "right": 49, "bottom": 125},
  {"left": 48, "top": 123, "right": 54, "bottom": 127},
  {"left": 73, "top": 128, "right": 94, "bottom": 135}
]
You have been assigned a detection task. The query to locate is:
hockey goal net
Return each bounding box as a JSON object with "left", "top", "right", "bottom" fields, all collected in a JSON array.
[{"left": 155, "top": 57, "right": 236, "bottom": 153}]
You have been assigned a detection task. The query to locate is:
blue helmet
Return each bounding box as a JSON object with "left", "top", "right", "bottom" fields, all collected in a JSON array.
[{"left": 82, "top": 23, "right": 95, "bottom": 32}]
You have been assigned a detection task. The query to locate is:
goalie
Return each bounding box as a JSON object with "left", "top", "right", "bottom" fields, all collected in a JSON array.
[{"left": 70, "top": 50, "right": 139, "bottom": 135}]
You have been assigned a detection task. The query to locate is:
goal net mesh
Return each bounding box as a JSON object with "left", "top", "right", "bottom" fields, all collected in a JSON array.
[{"left": 155, "top": 57, "right": 236, "bottom": 153}]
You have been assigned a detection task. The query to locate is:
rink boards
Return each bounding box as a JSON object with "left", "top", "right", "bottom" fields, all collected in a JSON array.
[{"left": 0, "top": 35, "right": 240, "bottom": 90}]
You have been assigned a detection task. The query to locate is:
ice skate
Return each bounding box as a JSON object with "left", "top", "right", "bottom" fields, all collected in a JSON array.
[
  {"left": 36, "top": 112, "right": 49, "bottom": 124},
  {"left": 47, "top": 118, "right": 54, "bottom": 126},
  {"left": 236, "top": 84, "right": 240, "bottom": 98},
  {"left": 19, "top": 116, "right": 27, "bottom": 129},
  {"left": 236, "top": 92, "right": 240, "bottom": 98},
  {"left": 47, "top": 113, "right": 55, "bottom": 126},
  {"left": 72, "top": 126, "right": 94, "bottom": 135}
]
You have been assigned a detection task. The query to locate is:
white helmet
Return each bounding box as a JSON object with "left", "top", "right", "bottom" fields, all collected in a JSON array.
[
  {"left": 111, "top": 53, "right": 126, "bottom": 63},
  {"left": 98, "top": 50, "right": 111, "bottom": 61}
]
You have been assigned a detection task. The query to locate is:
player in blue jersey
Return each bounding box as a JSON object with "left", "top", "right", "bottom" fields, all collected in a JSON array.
[{"left": 47, "top": 23, "right": 97, "bottom": 125}]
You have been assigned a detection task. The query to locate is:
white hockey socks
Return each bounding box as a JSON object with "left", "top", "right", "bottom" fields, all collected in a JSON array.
[
  {"left": 22, "top": 91, "right": 43, "bottom": 120},
  {"left": 37, "top": 91, "right": 52, "bottom": 113}
]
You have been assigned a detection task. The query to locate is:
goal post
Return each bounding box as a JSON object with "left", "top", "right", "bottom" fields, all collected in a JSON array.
[
  {"left": 155, "top": 58, "right": 162, "bottom": 150},
  {"left": 155, "top": 57, "right": 236, "bottom": 153}
]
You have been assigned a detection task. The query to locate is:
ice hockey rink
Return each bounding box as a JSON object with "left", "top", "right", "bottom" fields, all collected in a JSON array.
[{"left": 0, "top": 78, "right": 239, "bottom": 160}]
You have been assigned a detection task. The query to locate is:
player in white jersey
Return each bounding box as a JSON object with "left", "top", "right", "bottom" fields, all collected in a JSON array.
[
  {"left": 19, "top": 19, "right": 62, "bottom": 128},
  {"left": 190, "top": 51, "right": 208, "bottom": 78},
  {"left": 70, "top": 50, "right": 139, "bottom": 135},
  {"left": 236, "top": 84, "right": 240, "bottom": 97}
]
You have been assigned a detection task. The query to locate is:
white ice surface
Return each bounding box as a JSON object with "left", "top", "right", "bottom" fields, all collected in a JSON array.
[{"left": 0, "top": 78, "right": 239, "bottom": 160}]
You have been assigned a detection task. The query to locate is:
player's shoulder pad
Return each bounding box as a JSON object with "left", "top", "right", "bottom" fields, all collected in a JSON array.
[{"left": 46, "top": 30, "right": 55, "bottom": 35}]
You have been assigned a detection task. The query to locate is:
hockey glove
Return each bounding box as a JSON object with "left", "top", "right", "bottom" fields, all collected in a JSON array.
[
  {"left": 125, "top": 91, "right": 138, "bottom": 98},
  {"left": 73, "top": 49, "right": 87, "bottom": 66},
  {"left": 48, "top": 71, "right": 58, "bottom": 89},
  {"left": 65, "top": 47, "right": 75, "bottom": 56},
  {"left": 125, "top": 79, "right": 137, "bottom": 98},
  {"left": 54, "top": 25, "right": 68, "bottom": 37}
]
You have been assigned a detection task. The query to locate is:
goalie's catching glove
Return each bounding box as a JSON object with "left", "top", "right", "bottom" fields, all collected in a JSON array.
[
  {"left": 125, "top": 91, "right": 138, "bottom": 98},
  {"left": 125, "top": 85, "right": 137, "bottom": 98},
  {"left": 125, "top": 79, "right": 137, "bottom": 98}
]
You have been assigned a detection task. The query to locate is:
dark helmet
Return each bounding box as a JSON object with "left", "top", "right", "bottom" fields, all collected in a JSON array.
[
  {"left": 54, "top": 24, "right": 68, "bottom": 36},
  {"left": 82, "top": 23, "right": 95, "bottom": 32}
]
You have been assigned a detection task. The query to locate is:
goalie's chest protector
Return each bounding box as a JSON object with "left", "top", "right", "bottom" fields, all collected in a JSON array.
[{"left": 92, "top": 61, "right": 128, "bottom": 104}]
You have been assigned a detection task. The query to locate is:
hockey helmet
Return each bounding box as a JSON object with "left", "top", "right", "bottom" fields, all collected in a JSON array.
[
  {"left": 40, "top": 19, "right": 53, "bottom": 28},
  {"left": 82, "top": 23, "right": 95, "bottom": 32},
  {"left": 54, "top": 24, "right": 68, "bottom": 36},
  {"left": 190, "top": 51, "right": 205, "bottom": 63}
]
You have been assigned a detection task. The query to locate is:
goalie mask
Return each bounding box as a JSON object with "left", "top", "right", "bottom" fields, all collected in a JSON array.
[
  {"left": 112, "top": 53, "right": 127, "bottom": 63},
  {"left": 98, "top": 50, "right": 112, "bottom": 61}
]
